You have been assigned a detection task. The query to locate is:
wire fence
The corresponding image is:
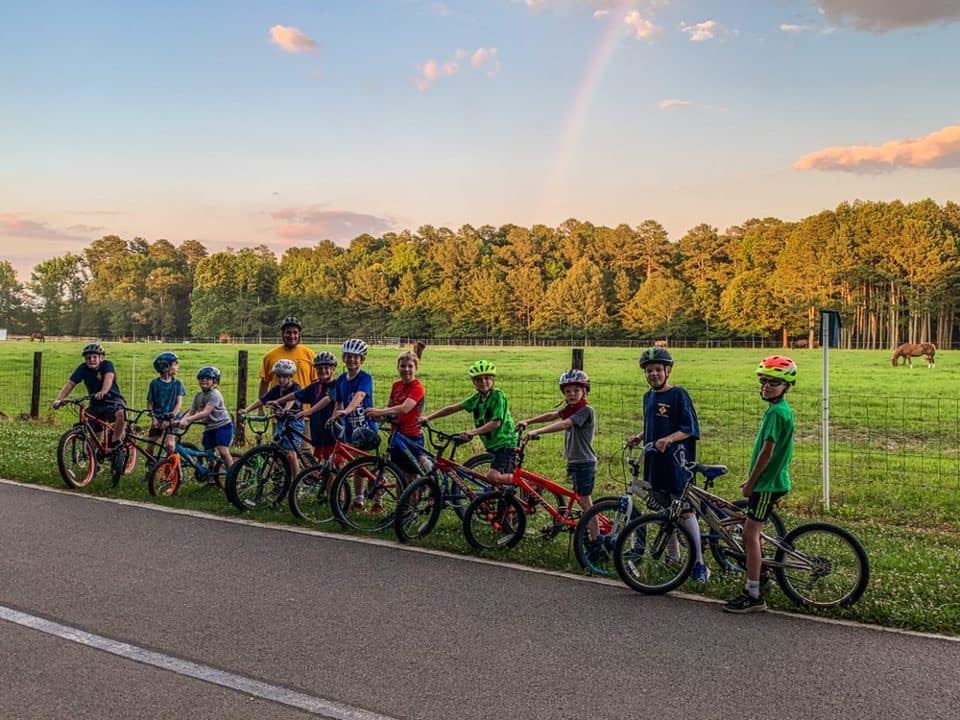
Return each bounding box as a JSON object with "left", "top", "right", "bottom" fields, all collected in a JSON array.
[{"left": 2, "top": 348, "right": 958, "bottom": 528}]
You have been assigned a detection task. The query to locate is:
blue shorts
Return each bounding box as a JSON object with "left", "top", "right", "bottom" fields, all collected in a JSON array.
[
  {"left": 278, "top": 418, "right": 305, "bottom": 452},
  {"left": 202, "top": 423, "right": 233, "bottom": 451},
  {"left": 389, "top": 433, "right": 424, "bottom": 474},
  {"left": 567, "top": 462, "right": 596, "bottom": 496},
  {"left": 490, "top": 446, "right": 518, "bottom": 475}
]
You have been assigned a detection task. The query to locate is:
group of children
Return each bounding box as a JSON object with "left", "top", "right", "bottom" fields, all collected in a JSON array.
[{"left": 53, "top": 338, "right": 797, "bottom": 614}]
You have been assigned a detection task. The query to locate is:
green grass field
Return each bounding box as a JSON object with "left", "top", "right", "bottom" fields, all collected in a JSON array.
[{"left": 1, "top": 339, "right": 958, "bottom": 634}]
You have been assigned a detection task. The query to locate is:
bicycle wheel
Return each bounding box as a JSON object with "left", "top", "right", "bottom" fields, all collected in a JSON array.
[
  {"left": 57, "top": 426, "right": 97, "bottom": 489},
  {"left": 394, "top": 476, "right": 443, "bottom": 543},
  {"left": 573, "top": 497, "right": 639, "bottom": 577},
  {"left": 329, "top": 456, "right": 407, "bottom": 532},
  {"left": 614, "top": 514, "right": 696, "bottom": 594},
  {"left": 109, "top": 442, "right": 138, "bottom": 487},
  {"left": 707, "top": 500, "right": 787, "bottom": 573},
  {"left": 443, "top": 453, "right": 493, "bottom": 519},
  {"left": 225, "top": 446, "right": 291, "bottom": 511},
  {"left": 289, "top": 465, "right": 335, "bottom": 525},
  {"left": 773, "top": 522, "right": 870, "bottom": 609},
  {"left": 463, "top": 491, "right": 527, "bottom": 550},
  {"left": 146, "top": 455, "right": 182, "bottom": 497}
]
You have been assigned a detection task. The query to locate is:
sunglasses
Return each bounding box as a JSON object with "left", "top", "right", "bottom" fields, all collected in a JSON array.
[{"left": 759, "top": 378, "right": 785, "bottom": 387}]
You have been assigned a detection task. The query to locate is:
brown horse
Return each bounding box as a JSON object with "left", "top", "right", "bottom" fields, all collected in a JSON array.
[
  {"left": 891, "top": 342, "right": 936, "bottom": 368},
  {"left": 29, "top": 331, "right": 45, "bottom": 343}
]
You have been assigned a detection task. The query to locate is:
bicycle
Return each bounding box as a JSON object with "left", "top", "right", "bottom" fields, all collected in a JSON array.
[
  {"left": 459, "top": 437, "right": 617, "bottom": 551},
  {"left": 612, "top": 447, "right": 870, "bottom": 609},
  {"left": 224, "top": 410, "right": 316, "bottom": 511},
  {"left": 55, "top": 397, "right": 143, "bottom": 489},
  {"left": 144, "top": 413, "right": 228, "bottom": 496},
  {"left": 392, "top": 421, "right": 494, "bottom": 543},
  {"left": 573, "top": 443, "right": 786, "bottom": 578}
]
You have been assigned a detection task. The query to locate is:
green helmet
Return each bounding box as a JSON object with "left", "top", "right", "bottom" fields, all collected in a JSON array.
[
  {"left": 467, "top": 360, "right": 497, "bottom": 378},
  {"left": 756, "top": 355, "right": 798, "bottom": 385},
  {"left": 639, "top": 347, "right": 673, "bottom": 368}
]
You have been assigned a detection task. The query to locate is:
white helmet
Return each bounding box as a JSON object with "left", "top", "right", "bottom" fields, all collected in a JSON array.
[
  {"left": 559, "top": 369, "right": 590, "bottom": 391},
  {"left": 271, "top": 359, "right": 297, "bottom": 376},
  {"left": 341, "top": 338, "right": 368, "bottom": 357}
]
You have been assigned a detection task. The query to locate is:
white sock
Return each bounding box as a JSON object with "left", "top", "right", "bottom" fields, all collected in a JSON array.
[
  {"left": 682, "top": 514, "right": 704, "bottom": 565},
  {"left": 745, "top": 580, "right": 760, "bottom": 599}
]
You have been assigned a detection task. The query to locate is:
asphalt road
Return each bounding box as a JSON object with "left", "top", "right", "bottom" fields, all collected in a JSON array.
[{"left": 1, "top": 481, "right": 957, "bottom": 720}]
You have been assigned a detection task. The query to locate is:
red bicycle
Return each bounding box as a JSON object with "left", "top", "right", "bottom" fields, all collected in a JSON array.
[
  {"left": 286, "top": 432, "right": 375, "bottom": 525},
  {"left": 55, "top": 397, "right": 142, "bottom": 488},
  {"left": 461, "top": 437, "right": 615, "bottom": 551}
]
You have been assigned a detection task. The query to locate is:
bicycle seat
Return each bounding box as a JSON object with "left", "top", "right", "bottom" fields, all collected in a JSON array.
[{"left": 693, "top": 463, "right": 728, "bottom": 480}]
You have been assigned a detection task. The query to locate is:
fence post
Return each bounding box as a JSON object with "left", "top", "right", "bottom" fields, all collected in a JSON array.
[
  {"left": 31, "top": 351, "right": 42, "bottom": 419},
  {"left": 236, "top": 350, "right": 248, "bottom": 445},
  {"left": 571, "top": 348, "right": 584, "bottom": 371}
]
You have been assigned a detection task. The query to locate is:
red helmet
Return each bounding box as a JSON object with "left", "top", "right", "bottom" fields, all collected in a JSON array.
[{"left": 756, "top": 355, "right": 797, "bottom": 385}]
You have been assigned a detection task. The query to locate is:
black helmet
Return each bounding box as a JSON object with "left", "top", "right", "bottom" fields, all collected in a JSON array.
[
  {"left": 639, "top": 347, "right": 674, "bottom": 368},
  {"left": 81, "top": 343, "right": 105, "bottom": 356},
  {"left": 350, "top": 427, "right": 380, "bottom": 451},
  {"left": 280, "top": 315, "right": 302, "bottom": 331}
]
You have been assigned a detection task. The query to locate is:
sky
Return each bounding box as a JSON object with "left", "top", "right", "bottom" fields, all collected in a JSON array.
[{"left": 2, "top": 0, "right": 960, "bottom": 278}]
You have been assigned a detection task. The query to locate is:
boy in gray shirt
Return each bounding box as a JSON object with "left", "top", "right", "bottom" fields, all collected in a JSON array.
[
  {"left": 516, "top": 370, "right": 597, "bottom": 532},
  {"left": 177, "top": 365, "right": 234, "bottom": 470}
]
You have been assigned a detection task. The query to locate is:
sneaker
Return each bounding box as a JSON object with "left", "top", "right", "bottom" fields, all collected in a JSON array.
[
  {"left": 350, "top": 499, "right": 365, "bottom": 513},
  {"left": 723, "top": 592, "right": 767, "bottom": 614},
  {"left": 691, "top": 561, "right": 711, "bottom": 584},
  {"left": 585, "top": 538, "right": 607, "bottom": 565}
]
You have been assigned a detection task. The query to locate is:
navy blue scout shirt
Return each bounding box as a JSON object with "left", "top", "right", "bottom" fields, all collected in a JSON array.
[
  {"left": 294, "top": 380, "right": 337, "bottom": 446},
  {"left": 643, "top": 386, "right": 700, "bottom": 491},
  {"left": 70, "top": 360, "right": 124, "bottom": 405},
  {"left": 260, "top": 383, "right": 303, "bottom": 412}
]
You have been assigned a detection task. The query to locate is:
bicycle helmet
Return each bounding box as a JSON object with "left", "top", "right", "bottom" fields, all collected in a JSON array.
[
  {"left": 467, "top": 360, "right": 497, "bottom": 378},
  {"left": 271, "top": 359, "right": 297, "bottom": 377},
  {"left": 558, "top": 369, "right": 590, "bottom": 391},
  {"left": 350, "top": 427, "right": 380, "bottom": 451},
  {"left": 81, "top": 343, "right": 105, "bottom": 357},
  {"left": 341, "top": 338, "right": 369, "bottom": 357},
  {"left": 153, "top": 352, "right": 178, "bottom": 372},
  {"left": 280, "top": 315, "right": 302, "bottom": 331},
  {"left": 639, "top": 347, "right": 674, "bottom": 368},
  {"left": 196, "top": 366, "right": 221, "bottom": 382},
  {"left": 313, "top": 351, "right": 337, "bottom": 368},
  {"left": 756, "top": 355, "right": 797, "bottom": 385}
]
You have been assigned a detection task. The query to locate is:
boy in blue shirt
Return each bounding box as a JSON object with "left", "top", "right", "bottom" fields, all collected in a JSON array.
[
  {"left": 146, "top": 351, "right": 186, "bottom": 455},
  {"left": 627, "top": 347, "right": 708, "bottom": 583},
  {"left": 53, "top": 343, "right": 127, "bottom": 449}
]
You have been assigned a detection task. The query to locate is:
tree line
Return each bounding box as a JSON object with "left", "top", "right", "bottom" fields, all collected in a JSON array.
[{"left": 2, "top": 198, "right": 958, "bottom": 348}]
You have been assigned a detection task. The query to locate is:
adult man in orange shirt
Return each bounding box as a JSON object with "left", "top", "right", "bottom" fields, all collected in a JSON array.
[{"left": 259, "top": 316, "right": 317, "bottom": 397}]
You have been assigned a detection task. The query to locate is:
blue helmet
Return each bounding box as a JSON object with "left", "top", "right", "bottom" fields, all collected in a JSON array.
[
  {"left": 196, "top": 366, "right": 221, "bottom": 382},
  {"left": 153, "top": 352, "right": 178, "bottom": 373}
]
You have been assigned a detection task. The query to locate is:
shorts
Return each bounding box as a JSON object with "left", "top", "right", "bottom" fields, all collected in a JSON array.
[
  {"left": 277, "top": 417, "right": 305, "bottom": 452},
  {"left": 88, "top": 401, "right": 121, "bottom": 424},
  {"left": 567, "top": 462, "right": 596, "bottom": 496},
  {"left": 147, "top": 426, "right": 163, "bottom": 439},
  {"left": 202, "top": 423, "right": 233, "bottom": 451},
  {"left": 389, "top": 433, "right": 424, "bottom": 474},
  {"left": 313, "top": 445, "right": 336, "bottom": 461},
  {"left": 746, "top": 491, "right": 786, "bottom": 522},
  {"left": 490, "top": 446, "right": 518, "bottom": 475}
]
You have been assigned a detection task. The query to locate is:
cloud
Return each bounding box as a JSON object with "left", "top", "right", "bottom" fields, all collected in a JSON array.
[
  {"left": 779, "top": 23, "right": 813, "bottom": 33},
  {"left": 269, "top": 25, "right": 318, "bottom": 54},
  {"left": 658, "top": 98, "right": 692, "bottom": 109},
  {"left": 270, "top": 208, "right": 395, "bottom": 243},
  {"left": 814, "top": 1, "right": 960, "bottom": 32},
  {"left": 680, "top": 19, "right": 727, "bottom": 41},
  {"left": 624, "top": 11, "right": 659, "bottom": 38},
  {"left": 593, "top": 9, "right": 608, "bottom": 18},
  {"left": 65, "top": 224, "right": 105, "bottom": 234},
  {"left": 793, "top": 125, "right": 960, "bottom": 173},
  {"left": 0, "top": 214, "right": 90, "bottom": 243},
  {"left": 471, "top": 47, "right": 501, "bottom": 76},
  {"left": 416, "top": 47, "right": 498, "bottom": 92}
]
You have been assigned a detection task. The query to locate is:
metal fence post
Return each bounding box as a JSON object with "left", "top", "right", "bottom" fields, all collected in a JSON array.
[
  {"left": 236, "top": 350, "right": 248, "bottom": 445},
  {"left": 571, "top": 348, "right": 584, "bottom": 371},
  {"left": 30, "top": 351, "right": 42, "bottom": 419}
]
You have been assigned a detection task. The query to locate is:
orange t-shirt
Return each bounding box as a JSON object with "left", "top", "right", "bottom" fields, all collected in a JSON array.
[{"left": 259, "top": 344, "right": 317, "bottom": 392}]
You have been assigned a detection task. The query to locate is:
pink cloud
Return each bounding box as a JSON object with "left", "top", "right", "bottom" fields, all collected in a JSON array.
[
  {"left": 625, "top": 11, "right": 659, "bottom": 38},
  {"left": 269, "top": 25, "right": 318, "bottom": 54},
  {"left": 270, "top": 207, "right": 394, "bottom": 243},
  {"left": 416, "top": 48, "right": 498, "bottom": 92},
  {"left": 794, "top": 125, "right": 960, "bottom": 173},
  {"left": 658, "top": 98, "right": 692, "bottom": 109},
  {"left": 471, "top": 47, "right": 500, "bottom": 76},
  {"left": 0, "top": 214, "right": 89, "bottom": 242},
  {"left": 679, "top": 19, "right": 730, "bottom": 41},
  {"left": 815, "top": 1, "right": 960, "bottom": 31}
]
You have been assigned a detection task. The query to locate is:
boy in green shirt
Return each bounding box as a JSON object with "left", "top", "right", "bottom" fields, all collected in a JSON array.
[
  {"left": 724, "top": 355, "right": 797, "bottom": 614},
  {"left": 420, "top": 360, "right": 517, "bottom": 484}
]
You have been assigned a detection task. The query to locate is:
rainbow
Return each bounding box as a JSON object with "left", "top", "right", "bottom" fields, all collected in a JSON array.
[{"left": 540, "top": 5, "right": 630, "bottom": 220}]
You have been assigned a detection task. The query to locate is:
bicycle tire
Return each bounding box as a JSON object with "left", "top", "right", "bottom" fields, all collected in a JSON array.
[
  {"left": 448, "top": 453, "right": 493, "bottom": 519},
  {"left": 147, "top": 455, "right": 182, "bottom": 497},
  {"left": 57, "top": 426, "right": 97, "bottom": 489},
  {"left": 573, "top": 497, "right": 639, "bottom": 577},
  {"left": 109, "top": 443, "right": 137, "bottom": 488},
  {"left": 288, "top": 464, "right": 336, "bottom": 525},
  {"left": 225, "top": 445, "right": 291, "bottom": 511},
  {"left": 707, "top": 499, "right": 787, "bottom": 573},
  {"left": 773, "top": 522, "right": 870, "bottom": 609},
  {"left": 393, "top": 476, "right": 443, "bottom": 543},
  {"left": 329, "top": 456, "right": 407, "bottom": 532},
  {"left": 462, "top": 491, "right": 527, "bottom": 551},
  {"left": 613, "top": 514, "right": 697, "bottom": 594}
]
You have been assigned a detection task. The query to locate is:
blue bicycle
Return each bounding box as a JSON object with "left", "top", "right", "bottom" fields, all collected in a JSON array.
[{"left": 145, "top": 413, "right": 232, "bottom": 497}]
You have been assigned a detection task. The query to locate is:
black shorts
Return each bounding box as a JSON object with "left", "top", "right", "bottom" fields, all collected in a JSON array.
[
  {"left": 490, "top": 446, "right": 518, "bottom": 475},
  {"left": 747, "top": 491, "right": 786, "bottom": 522},
  {"left": 88, "top": 401, "right": 121, "bottom": 424}
]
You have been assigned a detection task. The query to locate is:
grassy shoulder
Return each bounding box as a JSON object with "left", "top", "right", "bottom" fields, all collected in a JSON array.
[{"left": 3, "top": 417, "right": 958, "bottom": 636}]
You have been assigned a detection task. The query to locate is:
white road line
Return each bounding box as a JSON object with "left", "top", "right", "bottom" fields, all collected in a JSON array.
[
  {"left": 0, "top": 604, "right": 399, "bottom": 720},
  {"left": 2, "top": 478, "right": 958, "bottom": 644}
]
